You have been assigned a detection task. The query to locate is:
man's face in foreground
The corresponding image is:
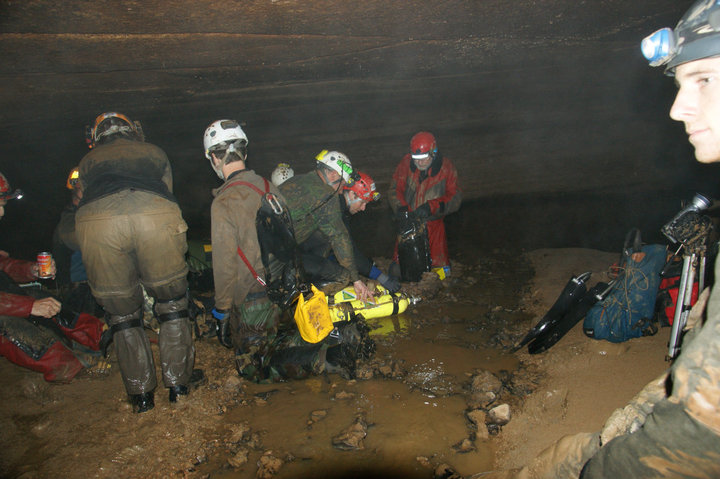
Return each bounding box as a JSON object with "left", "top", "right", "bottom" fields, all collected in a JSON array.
[{"left": 670, "top": 56, "right": 720, "bottom": 163}]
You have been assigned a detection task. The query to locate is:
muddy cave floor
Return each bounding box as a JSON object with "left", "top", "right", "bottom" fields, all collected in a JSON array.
[{"left": 0, "top": 248, "right": 672, "bottom": 479}]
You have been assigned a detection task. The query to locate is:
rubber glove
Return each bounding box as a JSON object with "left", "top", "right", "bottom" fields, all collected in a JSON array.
[{"left": 212, "top": 307, "right": 232, "bottom": 348}]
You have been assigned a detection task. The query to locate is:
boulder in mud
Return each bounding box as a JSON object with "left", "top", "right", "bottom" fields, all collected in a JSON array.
[
  {"left": 256, "top": 450, "right": 283, "bottom": 478},
  {"left": 487, "top": 403, "right": 511, "bottom": 426},
  {"left": 331, "top": 414, "right": 368, "bottom": 451}
]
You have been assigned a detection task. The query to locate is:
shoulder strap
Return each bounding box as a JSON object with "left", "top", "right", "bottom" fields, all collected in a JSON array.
[{"left": 220, "top": 177, "right": 271, "bottom": 287}]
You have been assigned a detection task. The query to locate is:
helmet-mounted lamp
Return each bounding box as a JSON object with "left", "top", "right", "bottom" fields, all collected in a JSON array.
[{"left": 642, "top": 28, "right": 676, "bottom": 67}]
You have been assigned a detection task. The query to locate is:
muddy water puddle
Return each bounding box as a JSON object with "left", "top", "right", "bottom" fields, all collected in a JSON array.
[{"left": 197, "top": 254, "right": 530, "bottom": 478}]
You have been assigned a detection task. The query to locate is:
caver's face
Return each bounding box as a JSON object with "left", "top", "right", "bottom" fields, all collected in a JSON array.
[
  {"left": 670, "top": 56, "right": 720, "bottom": 163},
  {"left": 413, "top": 155, "right": 432, "bottom": 171},
  {"left": 346, "top": 191, "right": 368, "bottom": 215}
]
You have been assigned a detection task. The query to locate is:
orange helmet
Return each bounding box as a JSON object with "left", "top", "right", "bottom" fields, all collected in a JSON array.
[
  {"left": 410, "top": 131, "right": 437, "bottom": 160},
  {"left": 344, "top": 171, "right": 379, "bottom": 202},
  {"left": 86, "top": 112, "right": 143, "bottom": 148},
  {"left": 66, "top": 166, "right": 80, "bottom": 190}
]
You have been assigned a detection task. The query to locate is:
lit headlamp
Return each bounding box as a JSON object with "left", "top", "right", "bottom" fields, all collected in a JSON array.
[
  {"left": 642, "top": 27, "right": 676, "bottom": 67},
  {"left": 0, "top": 188, "right": 23, "bottom": 201}
]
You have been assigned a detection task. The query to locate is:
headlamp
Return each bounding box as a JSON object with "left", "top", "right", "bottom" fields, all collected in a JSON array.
[
  {"left": 1, "top": 188, "right": 23, "bottom": 201},
  {"left": 642, "top": 27, "right": 676, "bottom": 67}
]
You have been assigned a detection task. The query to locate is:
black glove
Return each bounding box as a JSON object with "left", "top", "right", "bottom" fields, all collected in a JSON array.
[
  {"left": 212, "top": 308, "right": 232, "bottom": 349},
  {"left": 376, "top": 272, "right": 401, "bottom": 293},
  {"left": 412, "top": 203, "right": 432, "bottom": 221}
]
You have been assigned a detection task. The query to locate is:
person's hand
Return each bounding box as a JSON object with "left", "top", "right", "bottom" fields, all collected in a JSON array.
[
  {"left": 0, "top": 250, "right": 8, "bottom": 258},
  {"left": 31, "top": 297, "right": 61, "bottom": 318},
  {"left": 353, "top": 280, "right": 374, "bottom": 303},
  {"left": 411, "top": 203, "right": 432, "bottom": 221}
]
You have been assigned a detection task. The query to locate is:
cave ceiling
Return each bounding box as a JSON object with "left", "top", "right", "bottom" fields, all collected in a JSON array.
[{"left": 0, "top": 0, "right": 712, "bottom": 252}]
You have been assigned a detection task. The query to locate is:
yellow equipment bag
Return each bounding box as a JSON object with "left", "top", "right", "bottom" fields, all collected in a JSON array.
[{"left": 294, "top": 285, "right": 334, "bottom": 343}]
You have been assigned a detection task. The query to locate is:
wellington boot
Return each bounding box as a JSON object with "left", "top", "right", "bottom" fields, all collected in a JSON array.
[
  {"left": 130, "top": 391, "right": 155, "bottom": 413},
  {"left": 168, "top": 368, "right": 206, "bottom": 402}
]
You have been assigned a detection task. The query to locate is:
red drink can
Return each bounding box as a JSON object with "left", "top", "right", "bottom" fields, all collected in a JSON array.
[{"left": 37, "top": 252, "right": 53, "bottom": 279}]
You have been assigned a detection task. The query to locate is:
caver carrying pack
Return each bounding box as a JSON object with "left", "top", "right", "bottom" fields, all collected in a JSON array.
[{"left": 583, "top": 229, "right": 666, "bottom": 343}]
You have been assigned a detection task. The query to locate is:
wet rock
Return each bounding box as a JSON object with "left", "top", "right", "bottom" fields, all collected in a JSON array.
[
  {"left": 434, "top": 463, "right": 463, "bottom": 479},
  {"left": 487, "top": 404, "right": 511, "bottom": 426},
  {"left": 227, "top": 422, "right": 251, "bottom": 444},
  {"left": 466, "top": 409, "right": 486, "bottom": 428},
  {"left": 467, "top": 391, "right": 497, "bottom": 410},
  {"left": 256, "top": 450, "right": 283, "bottom": 479},
  {"left": 308, "top": 409, "right": 327, "bottom": 425},
  {"left": 247, "top": 432, "right": 264, "bottom": 450},
  {"left": 331, "top": 414, "right": 368, "bottom": 451},
  {"left": 470, "top": 370, "right": 502, "bottom": 396},
  {"left": 223, "top": 375, "right": 243, "bottom": 393},
  {"left": 452, "top": 437, "right": 476, "bottom": 453},
  {"left": 333, "top": 390, "right": 355, "bottom": 400},
  {"left": 228, "top": 447, "right": 249, "bottom": 468},
  {"left": 416, "top": 456, "right": 433, "bottom": 468},
  {"left": 355, "top": 364, "right": 374, "bottom": 379}
]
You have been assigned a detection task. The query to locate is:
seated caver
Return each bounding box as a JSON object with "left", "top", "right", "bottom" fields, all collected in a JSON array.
[{"left": 0, "top": 172, "right": 104, "bottom": 382}]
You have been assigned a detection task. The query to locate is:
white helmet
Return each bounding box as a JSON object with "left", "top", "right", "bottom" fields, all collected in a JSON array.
[
  {"left": 203, "top": 119, "right": 248, "bottom": 179},
  {"left": 315, "top": 150, "right": 353, "bottom": 183},
  {"left": 271, "top": 163, "right": 294, "bottom": 186}
]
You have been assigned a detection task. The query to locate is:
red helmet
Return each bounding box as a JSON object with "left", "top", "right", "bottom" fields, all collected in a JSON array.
[
  {"left": 344, "top": 171, "right": 379, "bottom": 202},
  {"left": 410, "top": 131, "right": 437, "bottom": 160},
  {"left": 0, "top": 172, "right": 22, "bottom": 201}
]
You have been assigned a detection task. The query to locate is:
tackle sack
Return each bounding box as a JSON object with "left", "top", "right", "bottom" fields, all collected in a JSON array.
[
  {"left": 294, "top": 285, "right": 334, "bottom": 343},
  {"left": 655, "top": 275, "right": 699, "bottom": 327},
  {"left": 583, "top": 243, "right": 667, "bottom": 343},
  {"left": 397, "top": 212, "right": 431, "bottom": 282}
]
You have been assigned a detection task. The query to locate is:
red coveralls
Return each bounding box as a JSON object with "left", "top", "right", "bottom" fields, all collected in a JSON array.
[
  {"left": 0, "top": 256, "right": 98, "bottom": 382},
  {"left": 389, "top": 153, "right": 462, "bottom": 267}
]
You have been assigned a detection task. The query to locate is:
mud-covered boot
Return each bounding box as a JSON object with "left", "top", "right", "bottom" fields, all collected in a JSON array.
[
  {"left": 130, "top": 391, "right": 155, "bottom": 413},
  {"left": 168, "top": 368, "right": 206, "bottom": 402}
]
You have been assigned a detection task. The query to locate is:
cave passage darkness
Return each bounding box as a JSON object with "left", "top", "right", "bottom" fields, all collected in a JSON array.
[{"left": 1, "top": 0, "right": 718, "bottom": 261}]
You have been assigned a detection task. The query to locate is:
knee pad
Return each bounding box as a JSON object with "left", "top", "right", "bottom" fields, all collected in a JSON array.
[
  {"left": 107, "top": 308, "right": 144, "bottom": 335},
  {"left": 154, "top": 294, "right": 189, "bottom": 323}
]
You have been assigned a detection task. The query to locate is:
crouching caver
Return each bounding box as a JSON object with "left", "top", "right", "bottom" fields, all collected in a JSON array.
[{"left": 76, "top": 112, "right": 199, "bottom": 413}]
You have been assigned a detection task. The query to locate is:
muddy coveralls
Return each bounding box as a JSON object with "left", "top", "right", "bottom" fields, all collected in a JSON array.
[
  {"left": 279, "top": 172, "right": 360, "bottom": 285},
  {"left": 579, "top": 265, "right": 720, "bottom": 477},
  {"left": 75, "top": 137, "right": 193, "bottom": 396},
  {"left": 388, "top": 153, "right": 461, "bottom": 268},
  {"left": 211, "top": 169, "right": 286, "bottom": 378}
]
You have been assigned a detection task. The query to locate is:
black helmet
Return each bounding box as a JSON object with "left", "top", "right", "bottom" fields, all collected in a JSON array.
[{"left": 642, "top": 0, "right": 720, "bottom": 75}]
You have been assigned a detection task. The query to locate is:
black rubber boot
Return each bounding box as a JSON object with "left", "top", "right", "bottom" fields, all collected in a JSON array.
[
  {"left": 168, "top": 368, "right": 206, "bottom": 402},
  {"left": 130, "top": 392, "right": 155, "bottom": 413},
  {"left": 168, "top": 385, "right": 188, "bottom": 403}
]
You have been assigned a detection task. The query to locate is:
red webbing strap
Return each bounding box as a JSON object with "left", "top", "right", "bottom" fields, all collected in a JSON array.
[{"left": 221, "top": 177, "right": 271, "bottom": 286}]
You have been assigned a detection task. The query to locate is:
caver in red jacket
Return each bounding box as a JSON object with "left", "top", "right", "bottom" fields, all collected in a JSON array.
[
  {"left": 388, "top": 152, "right": 462, "bottom": 267},
  {"left": 0, "top": 254, "right": 102, "bottom": 382}
]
